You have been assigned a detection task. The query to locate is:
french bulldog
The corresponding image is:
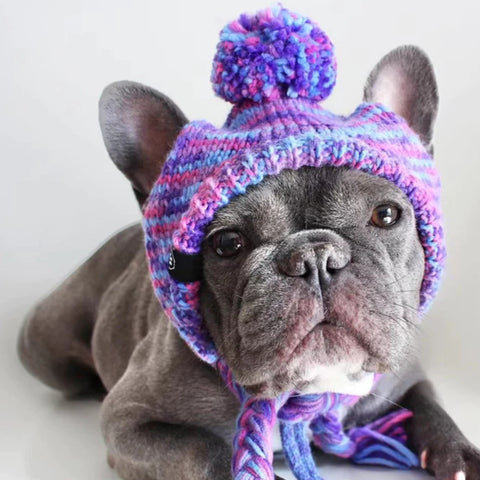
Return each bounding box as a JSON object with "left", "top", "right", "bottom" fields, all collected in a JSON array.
[{"left": 18, "top": 43, "right": 480, "bottom": 480}]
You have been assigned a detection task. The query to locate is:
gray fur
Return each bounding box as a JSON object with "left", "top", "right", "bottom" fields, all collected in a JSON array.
[
  {"left": 201, "top": 167, "right": 423, "bottom": 397},
  {"left": 99, "top": 81, "right": 188, "bottom": 205},
  {"left": 17, "top": 46, "right": 480, "bottom": 480},
  {"left": 364, "top": 45, "right": 438, "bottom": 150}
]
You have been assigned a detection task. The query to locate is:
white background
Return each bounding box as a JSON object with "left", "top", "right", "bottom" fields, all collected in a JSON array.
[{"left": 1, "top": 1, "right": 479, "bottom": 479}]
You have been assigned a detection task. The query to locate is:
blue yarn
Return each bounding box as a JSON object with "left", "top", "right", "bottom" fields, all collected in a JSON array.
[
  {"left": 280, "top": 422, "right": 323, "bottom": 480},
  {"left": 352, "top": 441, "right": 419, "bottom": 468}
]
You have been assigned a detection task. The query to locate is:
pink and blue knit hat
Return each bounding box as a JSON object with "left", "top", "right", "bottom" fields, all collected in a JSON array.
[{"left": 143, "top": 6, "right": 445, "bottom": 480}]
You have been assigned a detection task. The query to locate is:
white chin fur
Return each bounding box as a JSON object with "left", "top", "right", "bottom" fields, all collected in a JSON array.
[{"left": 300, "top": 363, "right": 375, "bottom": 396}]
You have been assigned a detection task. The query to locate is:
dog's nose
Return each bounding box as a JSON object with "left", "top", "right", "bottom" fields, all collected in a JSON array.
[{"left": 275, "top": 230, "right": 350, "bottom": 290}]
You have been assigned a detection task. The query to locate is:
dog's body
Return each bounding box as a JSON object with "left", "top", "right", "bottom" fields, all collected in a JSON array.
[
  {"left": 17, "top": 13, "right": 480, "bottom": 480},
  {"left": 18, "top": 171, "right": 480, "bottom": 480}
]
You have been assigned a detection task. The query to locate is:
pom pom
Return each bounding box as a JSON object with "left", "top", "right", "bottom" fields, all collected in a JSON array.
[{"left": 211, "top": 5, "right": 336, "bottom": 104}]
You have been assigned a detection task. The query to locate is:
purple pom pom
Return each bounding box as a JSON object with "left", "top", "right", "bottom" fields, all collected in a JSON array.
[{"left": 211, "top": 6, "right": 337, "bottom": 104}]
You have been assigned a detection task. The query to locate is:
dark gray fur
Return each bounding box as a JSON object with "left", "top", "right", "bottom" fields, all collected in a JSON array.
[
  {"left": 18, "top": 46, "right": 480, "bottom": 479},
  {"left": 364, "top": 45, "right": 438, "bottom": 152},
  {"left": 99, "top": 81, "right": 188, "bottom": 205},
  {"left": 201, "top": 167, "right": 423, "bottom": 397}
]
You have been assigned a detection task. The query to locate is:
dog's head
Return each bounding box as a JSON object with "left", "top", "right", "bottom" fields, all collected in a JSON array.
[
  {"left": 99, "top": 45, "right": 438, "bottom": 398},
  {"left": 200, "top": 164, "right": 426, "bottom": 397}
]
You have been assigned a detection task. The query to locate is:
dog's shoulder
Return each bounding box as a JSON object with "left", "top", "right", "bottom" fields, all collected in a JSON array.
[{"left": 90, "top": 223, "right": 166, "bottom": 389}]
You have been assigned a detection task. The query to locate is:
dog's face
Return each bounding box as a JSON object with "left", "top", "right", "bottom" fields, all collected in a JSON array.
[
  {"left": 99, "top": 45, "right": 438, "bottom": 398},
  {"left": 200, "top": 166, "right": 424, "bottom": 397}
]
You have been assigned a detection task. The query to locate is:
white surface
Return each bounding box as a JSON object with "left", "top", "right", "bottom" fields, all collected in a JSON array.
[
  {"left": 2, "top": 360, "right": 480, "bottom": 479},
  {"left": 1, "top": 0, "right": 480, "bottom": 479}
]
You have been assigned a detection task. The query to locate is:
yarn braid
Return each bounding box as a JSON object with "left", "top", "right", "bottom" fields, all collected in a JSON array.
[{"left": 218, "top": 360, "right": 418, "bottom": 479}]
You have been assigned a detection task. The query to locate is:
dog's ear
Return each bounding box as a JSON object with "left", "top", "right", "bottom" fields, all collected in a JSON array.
[
  {"left": 99, "top": 81, "right": 188, "bottom": 206},
  {"left": 364, "top": 46, "right": 438, "bottom": 153}
]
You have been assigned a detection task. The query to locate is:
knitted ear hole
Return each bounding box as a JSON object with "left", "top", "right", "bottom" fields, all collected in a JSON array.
[{"left": 211, "top": 5, "right": 337, "bottom": 104}]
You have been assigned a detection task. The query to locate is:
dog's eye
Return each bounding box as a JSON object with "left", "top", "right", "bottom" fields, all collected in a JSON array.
[
  {"left": 370, "top": 204, "right": 401, "bottom": 227},
  {"left": 210, "top": 231, "right": 246, "bottom": 257}
]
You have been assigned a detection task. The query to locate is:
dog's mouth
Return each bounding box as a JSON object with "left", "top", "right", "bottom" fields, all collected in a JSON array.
[
  {"left": 223, "top": 264, "right": 417, "bottom": 399},
  {"left": 238, "top": 320, "right": 374, "bottom": 398}
]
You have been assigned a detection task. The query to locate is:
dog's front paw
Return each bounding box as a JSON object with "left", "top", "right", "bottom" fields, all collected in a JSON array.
[{"left": 420, "top": 441, "right": 480, "bottom": 480}]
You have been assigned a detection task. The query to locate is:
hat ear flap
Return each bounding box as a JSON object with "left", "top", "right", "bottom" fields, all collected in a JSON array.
[
  {"left": 99, "top": 81, "right": 188, "bottom": 206},
  {"left": 364, "top": 46, "right": 438, "bottom": 153}
]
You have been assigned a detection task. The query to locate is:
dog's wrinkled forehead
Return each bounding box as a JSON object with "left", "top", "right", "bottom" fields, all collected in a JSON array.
[{"left": 209, "top": 166, "right": 413, "bottom": 236}]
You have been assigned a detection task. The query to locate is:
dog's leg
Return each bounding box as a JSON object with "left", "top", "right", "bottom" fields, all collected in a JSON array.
[
  {"left": 343, "top": 365, "right": 480, "bottom": 479},
  {"left": 18, "top": 297, "right": 101, "bottom": 397},
  {"left": 401, "top": 381, "right": 480, "bottom": 479},
  {"left": 100, "top": 326, "right": 237, "bottom": 480},
  {"left": 17, "top": 224, "right": 142, "bottom": 397},
  {"left": 105, "top": 420, "right": 232, "bottom": 480}
]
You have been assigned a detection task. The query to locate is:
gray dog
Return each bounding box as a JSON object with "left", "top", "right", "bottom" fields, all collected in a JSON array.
[{"left": 18, "top": 22, "right": 480, "bottom": 480}]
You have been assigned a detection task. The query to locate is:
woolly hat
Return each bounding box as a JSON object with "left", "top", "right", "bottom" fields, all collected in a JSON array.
[{"left": 143, "top": 5, "right": 444, "bottom": 480}]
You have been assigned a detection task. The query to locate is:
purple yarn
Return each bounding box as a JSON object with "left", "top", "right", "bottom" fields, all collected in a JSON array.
[
  {"left": 142, "top": 5, "right": 443, "bottom": 479},
  {"left": 212, "top": 6, "right": 336, "bottom": 103}
]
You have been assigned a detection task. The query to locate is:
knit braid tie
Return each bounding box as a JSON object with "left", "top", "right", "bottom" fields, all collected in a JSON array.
[
  {"left": 279, "top": 422, "right": 320, "bottom": 480},
  {"left": 233, "top": 397, "right": 279, "bottom": 480},
  {"left": 277, "top": 394, "right": 355, "bottom": 480},
  {"left": 218, "top": 360, "right": 419, "bottom": 480}
]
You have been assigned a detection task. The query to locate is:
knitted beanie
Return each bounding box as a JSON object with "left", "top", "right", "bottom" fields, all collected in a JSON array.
[{"left": 143, "top": 6, "right": 445, "bottom": 480}]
